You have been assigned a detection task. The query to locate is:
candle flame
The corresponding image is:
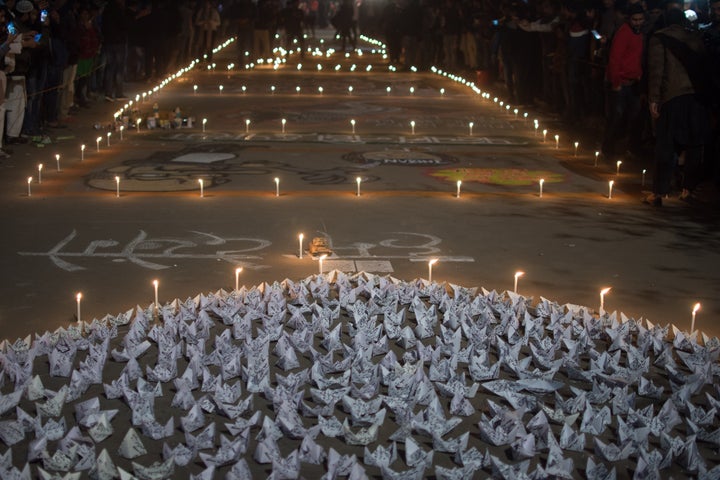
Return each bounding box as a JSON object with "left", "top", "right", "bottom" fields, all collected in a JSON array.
[
  {"left": 115, "top": 176, "right": 120, "bottom": 183},
  {"left": 356, "top": 177, "right": 361, "bottom": 184},
  {"left": 539, "top": 179, "right": 545, "bottom": 185},
  {"left": 428, "top": 258, "right": 438, "bottom": 266},
  {"left": 457, "top": 180, "right": 462, "bottom": 187},
  {"left": 600, "top": 287, "right": 611, "bottom": 295},
  {"left": 28, "top": 177, "right": 32, "bottom": 183},
  {"left": 693, "top": 302, "right": 701, "bottom": 314},
  {"left": 515, "top": 271, "right": 525, "bottom": 279},
  {"left": 235, "top": 267, "right": 243, "bottom": 275},
  {"left": 76, "top": 292, "right": 82, "bottom": 301},
  {"left": 319, "top": 254, "right": 327, "bottom": 261},
  {"left": 153, "top": 280, "right": 159, "bottom": 287}
]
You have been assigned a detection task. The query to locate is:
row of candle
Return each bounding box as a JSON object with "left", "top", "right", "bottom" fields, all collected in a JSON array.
[{"left": 70, "top": 263, "right": 702, "bottom": 333}]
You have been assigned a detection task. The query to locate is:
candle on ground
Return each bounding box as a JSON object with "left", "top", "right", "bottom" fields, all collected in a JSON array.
[
  {"left": 351, "top": 119, "right": 356, "bottom": 134},
  {"left": 539, "top": 178, "right": 544, "bottom": 198},
  {"left": 600, "top": 287, "right": 611, "bottom": 313},
  {"left": 153, "top": 279, "right": 159, "bottom": 310},
  {"left": 199, "top": 179, "right": 204, "bottom": 197},
  {"left": 616, "top": 160, "right": 622, "bottom": 175},
  {"left": 456, "top": 180, "right": 462, "bottom": 198},
  {"left": 319, "top": 254, "right": 327, "bottom": 275},
  {"left": 542, "top": 129, "right": 547, "bottom": 143},
  {"left": 608, "top": 180, "right": 614, "bottom": 199},
  {"left": 96, "top": 137, "right": 102, "bottom": 152},
  {"left": 55, "top": 154, "right": 61, "bottom": 172},
  {"left": 107, "top": 132, "right": 111, "bottom": 147},
  {"left": 115, "top": 176, "right": 120, "bottom": 197},
  {"left": 281, "top": 118, "right": 286, "bottom": 134},
  {"left": 202, "top": 118, "right": 207, "bottom": 133},
  {"left": 410, "top": 121, "right": 416, "bottom": 135},
  {"left": 691, "top": 302, "right": 701, "bottom": 333},
  {"left": 298, "top": 233, "right": 304, "bottom": 259},
  {"left": 81, "top": 144, "right": 85, "bottom": 162},
  {"left": 595, "top": 151, "right": 599, "bottom": 167},
  {"left": 514, "top": 271, "right": 524, "bottom": 293},
  {"left": 38, "top": 164, "right": 43, "bottom": 184},
  {"left": 274, "top": 177, "right": 280, "bottom": 196},
  {"left": 27, "top": 177, "right": 32, "bottom": 196},
  {"left": 468, "top": 122, "right": 474, "bottom": 136},
  {"left": 574, "top": 142, "right": 579, "bottom": 157},
  {"left": 554, "top": 134, "right": 559, "bottom": 149},
  {"left": 136, "top": 118, "right": 142, "bottom": 133},
  {"left": 235, "top": 267, "right": 243, "bottom": 291},
  {"left": 76, "top": 293, "right": 82, "bottom": 323},
  {"left": 428, "top": 258, "right": 438, "bottom": 283},
  {"left": 245, "top": 119, "right": 250, "bottom": 133},
  {"left": 120, "top": 125, "right": 124, "bottom": 140},
  {"left": 642, "top": 169, "right": 647, "bottom": 187}
]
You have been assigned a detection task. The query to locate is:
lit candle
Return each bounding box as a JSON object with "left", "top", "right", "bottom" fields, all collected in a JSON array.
[
  {"left": 523, "top": 112, "right": 528, "bottom": 123},
  {"left": 115, "top": 176, "right": 120, "bottom": 197},
  {"left": 600, "top": 287, "right": 611, "bottom": 313},
  {"left": 348, "top": 86, "right": 353, "bottom": 94},
  {"left": 410, "top": 121, "right": 416, "bottom": 135},
  {"left": 27, "top": 177, "right": 32, "bottom": 196},
  {"left": 298, "top": 233, "right": 304, "bottom": 259},
  {"left": 281, "top": 118, "right": 286, "bottom": 134},
  {"left": 616, "top": 160, "right": 622, "bottom": 175},
  {"left": 296, "top": 86, "right": 301, "bottom": 94},
  {"left": 574, "top": 141, "right": 579, "bottom": 157},
  {"left": 202, "top": 118, "right": 207, "bottom": 133},
  {"left": 235, "top": 267, "right": 243, "bottom": 292},
  {"left": 153, "top": 279, "right": 159, "bottom": 310},
  {"left": 386, "top": 86, "right": 391, "bottom": 95},
  {"left": 219, "top": 85, "right": 224, "bottom": 94},
  {"left": 270, "top": 85, "right": 276, "bottom": 94},
  {"left": 456, "top": 180, "right": 462, "bottom": 198},
  {"left": 319, "top": 254, "right": 327, "bottom": 275},
  {"left": 534, "top": 123, "right": 539, "bottom": 136},
  {"left": 351, "top": 119, "right": 356, "bottom": 135},
  {"left": 554, "top": 134, "right": 559, "bottom": 149},
  {"left": 38, "top": 164, "right": 43, "bottom": 184},
  {"left": 274, "top": 177, "right": 279, "bottom": 196},
  {"left": 513, "top": 108, "right": 518, "bottom": 119},
  {"left": 76, "top": 292, "right": 82, "bottom": 323},
  {"left": 608, "top": 180, "right": 614, "bottom": 199},
  {"left": 199, "top": 178, "right": 204, "bottom": 197},
  {"left": 136, "top": 118, "right": 142, "bottom": 133},
  {"left": 55, "top": 154, "right": 61, "bottom": 172},
  {"left": 642, "top": 169, "right": 647, "bottom": 187},
  {"left": 410, "top": 86, "right": 415, "bottom": 95},
  {"left": 539, "top": 178, "right": 544, "bottom": 198},
  {"left": 594, "top": 151, "right": 599, "bottom": 167},
  {"left": 468, "top": 122, "right": 474, "bottom": 136},
  {"left": 245, "top": 119, "right": 250, "bottom": 133},
  {"left": 107, "top": 132, "right": 111, "bottom": 147},
  {"left": 356, "top": 177, "right": 361, "bottom": 196},
  {"left": 96, "top": 137, "right": 102, "bottom": 152},
  {"left": 81, "top": 144, "right": 85, "bottom": 162},
  {"left": 691, "top": 302, "right": 701, "bottom": 333},
  {"left": 514, "top": 271, "right": 524, "bottom": 293},
  {"left": 440, "top": 88, "right": 445, "bottom": 96},
  {"left": 542, "top": 129, "right": 547, "bottom": 143},
  {"left": 120, "top": 125, "right": 124, "bottom": 140},
  {"left": 428, "top": 258, "right": 438, "bottom": 283},
  {"left": 318, "top": 86, "right": 323, "bottom": 94},
  {"left": 193, "top": 84, "right": 198, "bottom": 94}
]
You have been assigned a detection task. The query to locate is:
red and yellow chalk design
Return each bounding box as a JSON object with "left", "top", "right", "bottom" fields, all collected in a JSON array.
[{"left": 428, "top": 168, "right": 565, "bottom": 186}]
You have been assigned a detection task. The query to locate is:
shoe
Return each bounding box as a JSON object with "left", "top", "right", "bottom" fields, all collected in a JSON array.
[
  {"left": 643, "top": 193, "right": 662, "bottom": 207},
  {"left": 104, "top": 95, "right": 115, "bottom": 102},
  {"left": 6, "top": 136, "right": 28, "bottom": 145}
]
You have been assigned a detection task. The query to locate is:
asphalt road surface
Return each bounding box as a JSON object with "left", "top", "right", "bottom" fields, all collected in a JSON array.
[{"left": 1, "top": 34, "right": 719, "bottom": 342}]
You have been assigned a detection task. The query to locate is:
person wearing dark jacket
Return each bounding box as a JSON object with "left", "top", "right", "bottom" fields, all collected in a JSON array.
[
  {"left": 102, "top": 0, "right": 132, "bottom": 101},
  {"left": 645, "top": 9, "right": 709, "bottom": 205}
]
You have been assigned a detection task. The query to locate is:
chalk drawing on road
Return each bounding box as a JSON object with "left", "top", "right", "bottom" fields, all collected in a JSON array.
[
  {"left": 17, "top": 230, "right": 272, "bottom": 272},
  {"left": 20, "top": 231, "right": 473, "bottom": 272},
  {"left": 428, "top": 167, "right": 566, "bottom": 186},
  {"left": 344, "top": 149, "right": 458, "bottom": 167}
]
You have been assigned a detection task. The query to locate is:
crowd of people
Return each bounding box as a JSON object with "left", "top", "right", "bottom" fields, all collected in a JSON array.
[{"left": 0, "top": 0, "right": 718, "bottom": 204}]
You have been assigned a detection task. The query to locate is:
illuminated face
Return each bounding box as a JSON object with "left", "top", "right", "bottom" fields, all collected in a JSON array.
[
  {"left": 711, "top": 1, "right": 720, "bottom": 22},
  {"left": 630, "top": 12, "right": 645, "bottom": 31}
]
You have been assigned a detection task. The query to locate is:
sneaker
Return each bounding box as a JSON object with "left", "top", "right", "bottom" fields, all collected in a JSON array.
[{"left": 104, "top": 95, "right": 115, "bottom": 102}]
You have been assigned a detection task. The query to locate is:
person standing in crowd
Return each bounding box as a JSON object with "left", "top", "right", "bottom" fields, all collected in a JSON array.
[
  {"left": 282, "top": 0, "right": 305, "bottom": 54},
  {"left": 701, "top": 0, "right": 720, "bottom": 185},
  {"left": 102, "top": 0, "right": 132, "bottom": 102},
  {"left": 234, "top": 0, "right": 256, "bottom": 62},
  {"left": 195, "top": 0, "right": 221, "bottom": 62},
  {"left": 0, "top": 7, "right": 20, "bottom": 157},
  {"left": 253, "top": 0, "right": 274, "bottom": 60},
  {"left": 381, "top": 0, "right": 402, "bottom": 64},
  {"left": 14, "top": 0, "right": 47, "bottom": 140},
  {"left": 441, "top": 0, "right": 462, "bottom": 71},
  {"left": 333, "top": 0, "right": 353, "bottom": 52},
  {"left": 74, "top": 4, "right": 100, "bottom": 109},
  {"left": 645, "top": 8, "right": 709, "bottom": 206},
  {"left": 602, "top": 3, "right": 646, "bottom": 159}
]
